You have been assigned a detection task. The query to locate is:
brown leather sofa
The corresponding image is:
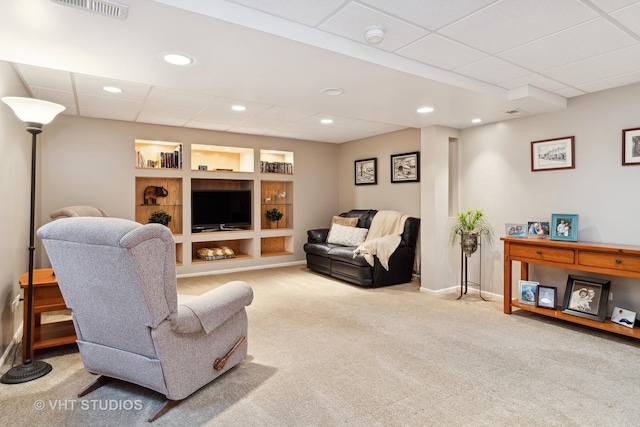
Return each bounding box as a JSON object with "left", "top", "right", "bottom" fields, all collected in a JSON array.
[{"left": 303, "top": 209, "right": 420, "bottom": 287}]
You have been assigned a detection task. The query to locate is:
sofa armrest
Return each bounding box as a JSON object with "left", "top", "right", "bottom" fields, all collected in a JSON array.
[
  {"left": 307, "top": 228, "right": 329, "bottom": 243},
  {"left": 171, "top": 281, "right": 254, "bottom": 334}
]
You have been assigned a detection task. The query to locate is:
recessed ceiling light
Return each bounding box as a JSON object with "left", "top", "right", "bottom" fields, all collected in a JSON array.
[
  {"left": 322, "top": 88, "right": 344, "bottom": 96},
  {"left": 321, "top": 118, "right": 333, "bottom": 125},
  {"left": 102, "top": 86, "right": 122, "bottom": 93},
  {"left": 231, "top": 105, "right": 246, "bottom": 111},
  {"left": 417, "top": 107, "right": 434, "bottom": 114},
  {"left": 162, "top": 53, "right": 193, "bottom": 66},
  {"left": 472, "top": 118, "right": 482, "bottom": 123}
]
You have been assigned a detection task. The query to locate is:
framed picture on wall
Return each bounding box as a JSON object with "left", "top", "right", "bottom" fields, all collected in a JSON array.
[
  {"left": 531, "top": 136, "right": 575, "bottom": 171},
  {"left": 390, "top": 151, "right": 420, "bottom": 183},
  {"left": 622, "top": 127, "right": 640, "bottom": 166},
  {"left": 354, "top": 158, "right": 377, "bottom": 185}
]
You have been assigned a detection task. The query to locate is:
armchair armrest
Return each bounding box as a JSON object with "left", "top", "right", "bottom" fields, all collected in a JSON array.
[
  {"left": 171, "top": 281, "right": 253, "bottom": 334},
  {"left": 307, "top": 228, "right": 329, "bottom": 243}
]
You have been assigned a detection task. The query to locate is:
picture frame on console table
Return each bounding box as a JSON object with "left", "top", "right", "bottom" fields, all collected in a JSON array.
[
  {"left": 518, "top": 280, "right": 538, "bottom": 306},
  {"left": 611, "top": 306, "right": 636, "bottom": 328},
  {"left": 531, "top": 136, "right": 575, "bottom": 171},
  {"left": 354, "top": 158, "right": 377, "bottom": 185},
  {"left": 526, "top": 219, "right": 550, "bottom": 238},
  {"left": 550, "top": 214, "right": 578, "bottom": 241},
  {"left": 622, "top": 127, "right": 640, "bottom": 166},
  {"left": 536, "top": 285, "right": 557, "bottom": 310},
  {"left": 562, "top": 275, "right": 610, "bottom": 322}
]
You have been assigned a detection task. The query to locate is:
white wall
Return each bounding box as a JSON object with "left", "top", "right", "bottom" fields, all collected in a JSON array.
[
  {"left": 430, "top": 82, "right": 640, "bottom": 311},
  {"left": 0, "top": 62, "right": 33, "bottom": 357},
  {"left": 337, "top": 128, "right": 421, "bottom": 216}
]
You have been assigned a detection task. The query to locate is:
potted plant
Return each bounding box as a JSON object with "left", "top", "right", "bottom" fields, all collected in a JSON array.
[
  {"left": 148, "top": 210, "right": 172, "bottom": 227},
  {"left": 450, "top": 209, "right": 493, "bottom": 256},
  {"left": 265, "top": 208, "right": 283, "bottom": 228}
]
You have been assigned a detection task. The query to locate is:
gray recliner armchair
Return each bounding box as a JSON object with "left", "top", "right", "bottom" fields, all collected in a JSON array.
[{"left": 37, "top": 217, "right": 254, "bottom": 422}]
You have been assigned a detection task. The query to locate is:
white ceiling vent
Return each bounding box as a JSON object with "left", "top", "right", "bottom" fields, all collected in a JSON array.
[
  {"left": 505, "top": 109, "right": 523, "bottom": 115},
  {"left": 51, "top": 0, "right": 128, "bottom": 20}
]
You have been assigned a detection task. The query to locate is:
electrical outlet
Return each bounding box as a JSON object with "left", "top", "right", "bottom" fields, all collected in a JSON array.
[
  {"left": 609, "top": 292, "right": 613, "bottom": 301},
  {"left": 11, "top": 295, "right": 21, "bottom": 312}
]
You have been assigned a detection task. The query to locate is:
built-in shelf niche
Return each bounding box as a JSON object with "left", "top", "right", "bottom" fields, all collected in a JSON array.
[
  {"left": 260, "top": 180, "right": 293, "bottom": 229},
  {"left": 191, "top": 144, "right": 254, "bottom": 173},
  {"left": 135, "top": 139, "right": 183, "bottom": 169},
  {"left": 261, "top": 236, "right": 293, "bottom": 257},
  {"left": 134, "top": 176, "right": 183, "bottom": 235},
  {"left": 191, "top": 239, "right": 253, "bottom": 263},
  {"left": 260, "top": 149, "right": 293, "bottom": 174}
]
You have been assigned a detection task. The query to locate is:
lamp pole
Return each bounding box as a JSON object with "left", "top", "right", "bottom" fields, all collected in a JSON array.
[{"left": 1, "top": 97, "right": 64, "bottom": 384}]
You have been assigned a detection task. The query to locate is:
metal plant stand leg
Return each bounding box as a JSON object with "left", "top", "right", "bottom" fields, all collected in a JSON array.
[{"left": 457, "top": 230, "right": 487, "bottom": 301}]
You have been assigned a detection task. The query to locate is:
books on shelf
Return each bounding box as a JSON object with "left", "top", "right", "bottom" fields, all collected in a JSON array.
[
  {"left": 136, "top": 144, "right": 182, "bottom": 169},
  {"left": 260, "top": 161, "right": 293, "bottom": 174}
]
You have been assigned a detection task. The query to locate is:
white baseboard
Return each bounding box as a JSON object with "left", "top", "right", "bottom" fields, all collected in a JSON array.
[
  {"left": 0, "top": 322, "right": 23, "bottom": 368},
  {"left": 419, "top": 284, "right": 503, "bottom": 300},
  {"left": 177, "top": 260, "right": 306, "bottom": 278}
]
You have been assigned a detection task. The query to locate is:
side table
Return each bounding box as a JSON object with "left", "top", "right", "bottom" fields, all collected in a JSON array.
[{"left": 19, "top": 268, "right": 76, "bottom": 361}]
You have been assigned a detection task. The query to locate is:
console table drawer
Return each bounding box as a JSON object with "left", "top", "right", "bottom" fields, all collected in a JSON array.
[
  {"left": 509, "top": 243, "right": 575, "bottom": 264},
  {"left": 579, "top": 251, "right": 640, "bottom": 273}
]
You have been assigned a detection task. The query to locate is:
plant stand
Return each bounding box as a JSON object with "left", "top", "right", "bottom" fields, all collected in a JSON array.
[{"left": 457, "top": 229, "right": 488, "bottom": 301}]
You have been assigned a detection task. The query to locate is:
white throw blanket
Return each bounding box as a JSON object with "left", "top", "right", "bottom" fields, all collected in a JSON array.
[{"left": 353, "top": 210, "right": 409, "bottom": 270}]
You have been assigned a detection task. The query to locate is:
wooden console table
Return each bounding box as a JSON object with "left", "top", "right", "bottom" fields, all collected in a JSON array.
[
  {"left": 502, "top": 237, "right": 640, "bottom": 339},
  {"left": 19, "top": 268, "right": 76, "bottom": 361}
]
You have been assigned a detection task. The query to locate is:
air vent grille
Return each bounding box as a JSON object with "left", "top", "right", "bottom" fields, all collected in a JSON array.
[
  {"left": 51, "top": 0, "right": 128, "bottom": 20},
  {"left": 505, "top": 109, "right": 522, "bottom": 115}
]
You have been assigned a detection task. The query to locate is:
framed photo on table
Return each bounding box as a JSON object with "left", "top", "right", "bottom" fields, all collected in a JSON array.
[
  {"left": 526, "top": 219, "right": 550, "bottom": 238},
  {"left": 354, "top": 158, "right": 377, "bottom": 185},
  {"left": 536, "top": 285, "right": 557, "bottom": 310},
  {"left": 611, "top": 306, "right": 636, "bottom": 328},
  {"left": 390, "top": 151, "right": 420, "bottom": 183},
  {"left": 562, "top": 275, "right": 610, "bottom": 322},
  {"left": 531, "top": 136, "right": 575, "bottom": 171},
  {"left": 622, "top": 127, "right": 640, "bottom": 166},
  {"left": 550, "top": 214, "right": 578, "bottom": 241},
  {"left": 518, "top": 280, "right": 539, "bottom": 306}
]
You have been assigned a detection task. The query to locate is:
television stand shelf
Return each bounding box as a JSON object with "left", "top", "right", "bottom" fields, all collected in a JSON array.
[{"left": 502, "top": 237, "right": 640, "bottom": 340}]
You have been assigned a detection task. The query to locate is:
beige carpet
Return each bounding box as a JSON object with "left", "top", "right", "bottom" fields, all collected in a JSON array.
[{"left": 2, "top": 265, "right": 640, "bottom": 426}]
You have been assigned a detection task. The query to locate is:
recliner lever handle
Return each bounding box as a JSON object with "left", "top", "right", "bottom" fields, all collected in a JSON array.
[{"left": 214, "top": 336, "right": 246, "bottom": 371}]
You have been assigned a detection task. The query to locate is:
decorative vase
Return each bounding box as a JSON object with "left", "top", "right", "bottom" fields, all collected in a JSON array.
[
  {"left": 270, "top": 221, "right": 278, "bottom": 229},
  {"left": 461, "top": 231, "right": 479, "bottom": 257}
]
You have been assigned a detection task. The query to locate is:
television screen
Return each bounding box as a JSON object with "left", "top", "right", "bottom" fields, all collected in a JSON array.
[{"left": 191, "top": 189, "right": 251, "bottom": 231}]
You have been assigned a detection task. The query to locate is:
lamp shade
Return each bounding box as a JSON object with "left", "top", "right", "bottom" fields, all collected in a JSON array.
[{"left": 2, "top": 97, "right": 65, "bottom": 125}]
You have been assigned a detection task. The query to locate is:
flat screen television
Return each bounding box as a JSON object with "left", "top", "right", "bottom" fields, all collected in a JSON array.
[{"left": 191, "top": 189, "right": 252, "bottom": 231}]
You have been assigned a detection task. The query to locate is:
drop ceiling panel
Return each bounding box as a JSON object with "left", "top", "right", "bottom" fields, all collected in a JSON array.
[
  {"left": 256, "top": 106, "right": 315, "bottom": 122},
  {"left": 543, "top": 44, "right": 640, "bottom": 86},
  {"left": 146, "top": 87, "right": 212, "bottom": 109},
  {"left": 16, "top": 64, "right": 73, "bottom": 91},
  {"left": 610, "top": 2, "right": 640, "bottom": 35},
  {"left": 499, "top": 73, "right": 567, "bottom": 92},
  {"left": 77, "top": 94, "right": 141, "bottom": 121},
  {"left": 577, "top": 70, "right": 640, "bottom": 93},
  {"left": 498, "top": 19, "right": 637, "bottom": 72},
  {"left": 136, "top": 103, "right": 201, "bottom": 126},
  {"left": 398, "top": 35, "right": 487, "bottom": 70},
  {"left": 455, "top": 57, "right": 531, "bottom": 85},
  {"left": 318, "top": 3, "right": 429, "bottom": 52},
  {"left": 360, "top": 0, "right": 498, "bottom": 30},
  {"left": 589, "top": 0, "right": 640, "bottom": 13},
  {"left": 227, "top": 0, "right": 346, "bottom": 26},
  {"left": 440, "top": 0, "right": 598, "bottom": 54},
  {"left": 74, "top": 74, "right": 151, "bottom": 100},
  {"left": 28, "top": 87, "right": 76, "bottom": 110}
]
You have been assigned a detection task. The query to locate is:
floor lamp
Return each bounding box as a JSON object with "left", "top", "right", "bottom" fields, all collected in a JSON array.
[{"left": 1, "top": 97, "right": 65, "bottom": 384}]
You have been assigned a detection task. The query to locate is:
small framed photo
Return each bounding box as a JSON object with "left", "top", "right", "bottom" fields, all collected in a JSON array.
[
  {"left": 505, "top": 223, "right": 527, "bottom": 237},
  {"left": 526, "top": 219, "right": 550, "bottom": 238},
  {"left": 611, "top": 306, "right": 636, "bottom": 328},
  {"left": 622, "top": 127, "right": 640, "bottom": 166},
  {"left": 198, "top": 165, "right": 208, "bottom": 171},
  {"left": 531, "top": 136, "right": 575, "bottom": 171},
  {"left": 562, "top": 275, "right": 611, "bottom": 322},
  {"left": 550, "top": 214, "right": 579, "bottom": 241},
  {"left": 354, "top": 158, "right": 377, "bottom": 185},
  {"left": 518, "top": 280, "right": 539, "bottom": 306},
  {"left": 391, "top": 151, "right": 420, "bottom": 183},
  {"left": 536, "top": 285, "right": 557, "bottom": 310}
]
